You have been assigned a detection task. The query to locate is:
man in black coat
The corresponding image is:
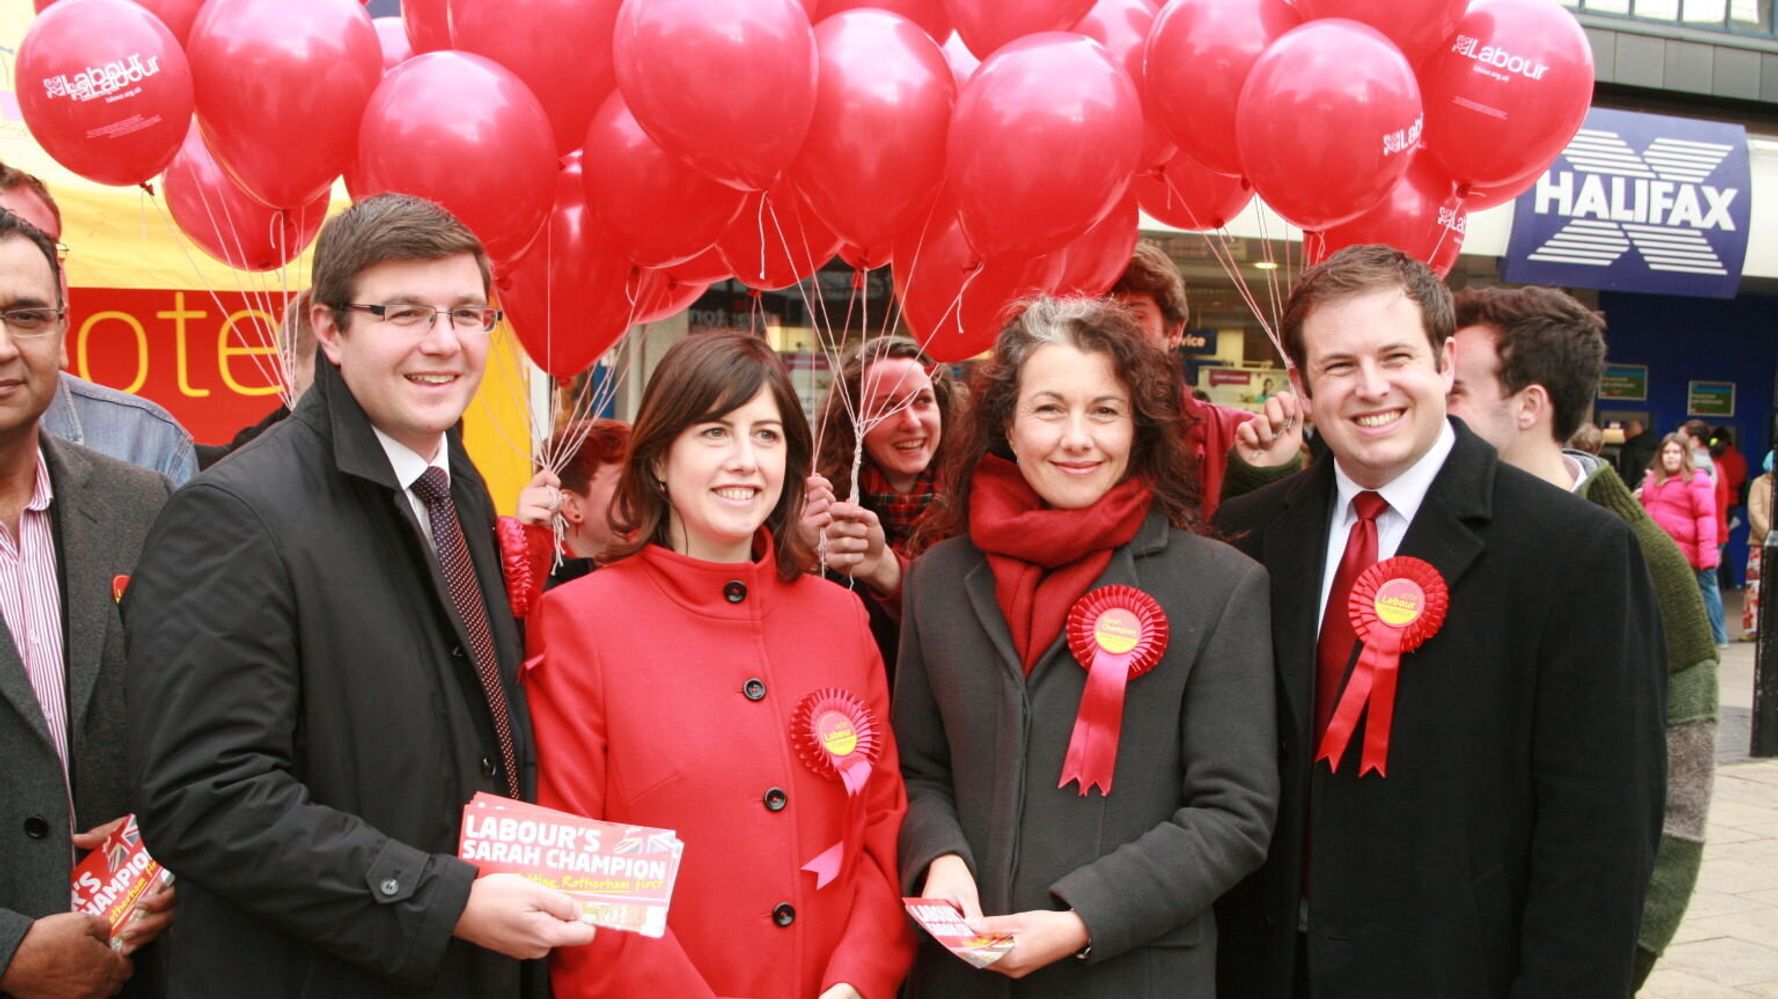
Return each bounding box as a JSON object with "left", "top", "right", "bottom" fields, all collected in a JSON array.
[
  {"left": 126, "top": 195, "right": 593, "bottom": 997},
  {"left": 1212, "top": 246, "right": 1666, "bottom": 997}
]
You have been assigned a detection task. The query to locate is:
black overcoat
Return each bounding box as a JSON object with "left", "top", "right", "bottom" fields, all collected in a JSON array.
[
  {"left": 126, "top": 358, "right": 541, "bottom": 998},
  {"left": 1213, "top": 420, "right": 1667, "bottom": 998}
]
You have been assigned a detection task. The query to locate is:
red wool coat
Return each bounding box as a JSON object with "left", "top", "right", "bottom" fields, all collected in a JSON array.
[{"left": 527, "top": 541, "right": 916, "bottom": 999}]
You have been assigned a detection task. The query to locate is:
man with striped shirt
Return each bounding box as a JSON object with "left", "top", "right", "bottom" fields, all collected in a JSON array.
[{"left": 0, "top": 208, "right": 173, "bottom": 997}]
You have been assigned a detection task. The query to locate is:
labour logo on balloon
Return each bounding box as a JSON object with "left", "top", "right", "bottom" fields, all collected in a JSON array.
[{"left": 1504, "top": 107, "right": 1751, "bottom": 299}]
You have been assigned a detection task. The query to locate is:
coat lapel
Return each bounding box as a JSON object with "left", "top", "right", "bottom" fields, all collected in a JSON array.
[
  {"left": 40, "top": 436, "right": 112, "bottom": 739},
  {"left": 962, "top": 557, "right": 1026, "bottom": 685},
  {"left": 1395, "top": 421, "right": 1493, "bottom": 594},
  {"left": 1264, "top": 458, "right": 1339, "bottom": 747},
  {"left": 0, "top": 612, "right": 54, "bottom": 752}
]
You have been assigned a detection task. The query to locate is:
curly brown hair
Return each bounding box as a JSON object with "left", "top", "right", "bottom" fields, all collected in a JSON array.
[
  {"left": 913, "top": 297, "right": 1203, "bottom": 552},
  {"left": 604, "top": 332, "right": 814, "bottom": 582},
  {"left": 814, "top": 336, "right": 957, "bottom": 494}
]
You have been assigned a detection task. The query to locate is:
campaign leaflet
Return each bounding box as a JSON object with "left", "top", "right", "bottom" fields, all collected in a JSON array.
[
  {"left": 458, "top": 793, "right": 682, "bottom": 938},
  {"left": 69, "top": 814, "right": 173, "bottom": 946},
  {"left": 902, "top": 898, "right": 1015, "bottom": 969}
]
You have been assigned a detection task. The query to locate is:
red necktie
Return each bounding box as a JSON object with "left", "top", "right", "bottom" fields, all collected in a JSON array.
[
  {"left": 413, "top": 467, "right": 522, "bottom": 798},
  {"left": 1315, "top": 490, "right": 1389, "bottom": 744}
]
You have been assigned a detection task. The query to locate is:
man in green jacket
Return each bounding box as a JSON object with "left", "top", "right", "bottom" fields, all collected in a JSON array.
[{"left": 1231, "top": 284, "right": 1714, "bottom": 990}]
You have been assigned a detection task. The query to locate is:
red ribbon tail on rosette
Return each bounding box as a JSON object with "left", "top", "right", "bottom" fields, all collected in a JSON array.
[
  {"left": 1314, "top": 630, "right": 1403, "bottom": 773},
  {"left": 1059, "top": 649, "right": 1134, "bottom": 796}
]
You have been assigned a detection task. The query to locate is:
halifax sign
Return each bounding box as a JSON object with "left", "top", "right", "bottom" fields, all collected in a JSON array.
[{"left": 1503, "top": 107, "right": 1750, "bottom": 299}]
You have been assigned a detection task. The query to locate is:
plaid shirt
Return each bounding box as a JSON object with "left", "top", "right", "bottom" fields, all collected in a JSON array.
[{"left": 859, "top": 465, "right": 939, "bottom": 557}]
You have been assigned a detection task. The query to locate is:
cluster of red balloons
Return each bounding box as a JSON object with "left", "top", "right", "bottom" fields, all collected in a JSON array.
[{"left": 17, "top": 0, "right": 1594, "bottom": 372}]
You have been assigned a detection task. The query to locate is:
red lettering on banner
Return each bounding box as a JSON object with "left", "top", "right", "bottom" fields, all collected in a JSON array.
[{"left": 67, "top": 288, "right": 289, "bottom": 445}]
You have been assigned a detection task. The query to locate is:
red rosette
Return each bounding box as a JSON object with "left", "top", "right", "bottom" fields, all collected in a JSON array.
[
  {"left": 1059, "top": 586, "right": 1170, "bottom": 797},
  {"left": 1318, "top": 556, "right": 1449, "bottom": 777},
  {"left": 496, "top": 516, "right": 555, "bottom": 619},
  {"left": 790, "top": 689, "right": 881, "bottom": 890}
]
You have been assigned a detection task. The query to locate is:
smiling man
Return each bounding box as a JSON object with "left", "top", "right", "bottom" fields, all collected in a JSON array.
[
  {"left": 124, "top": 195, "right": 592, "bottom": 998},
  {"left": 1213, "top": 246, "right": 1666, "bottom": 997}
]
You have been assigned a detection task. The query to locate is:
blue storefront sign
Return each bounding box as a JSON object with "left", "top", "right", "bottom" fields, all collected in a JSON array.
[{"left": 1503, "top": 108, "right": 1750, "bottom": 299}]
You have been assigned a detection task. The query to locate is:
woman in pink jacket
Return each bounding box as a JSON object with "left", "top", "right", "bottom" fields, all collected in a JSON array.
[{"left": 1641, "top": 432, "right": 1723, "bottom": 643}]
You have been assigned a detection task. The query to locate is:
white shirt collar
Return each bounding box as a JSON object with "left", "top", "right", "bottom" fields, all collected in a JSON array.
[
  {"left": 1330, "top": 418, "right": 1457, "bottom": 527},
  {"left": 371, "top": 427, "right": 449, "bottom": 492}
]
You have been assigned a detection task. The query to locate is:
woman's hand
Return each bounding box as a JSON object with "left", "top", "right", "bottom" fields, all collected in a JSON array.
[
  {"left": 920, "top": 854, "right": 982, "bottom": 920},
  {"left": 817, "top": 984, "right": 864, "bottom": 999},
  {"left": 516, "top": 470, "right": 563, "bottom": 528},
  {"left": 822, "top": 502, "right": 900, "bottom": 595},
  {"left": 1234, "top": 391, "right": 1304, "bottom": 468},
  {"left": 799, "top": 474, "right": 837, "bottom": 554},
  {"left": 969, "top": 909, "right": 1090, "bottom": 980}
]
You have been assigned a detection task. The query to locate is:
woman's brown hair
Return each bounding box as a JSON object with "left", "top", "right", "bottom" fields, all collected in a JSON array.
[
  {"left": 814, "top": 336, "right": 957, "bottom": 494},
  {"left": 605, "top": 332, "right": 814, "bottom": 581},
  {"left": 913, "top": 296, "right": 1203, "bottom": 552},
  {"left": 1648, "top": 431, "right": 1696, "bottom": 485}
]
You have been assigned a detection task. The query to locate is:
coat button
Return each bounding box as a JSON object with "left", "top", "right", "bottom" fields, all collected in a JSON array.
[
  {"left": 743, "top": 678, "right": 766, "bottom": 702},
  {"left": 772, "top": 902, "right": 795, "bottom": 927},
  {"left": 480, "top": 757, "right": 497, "bottom": 779},
  {"left": 763, "top": 787, "right": 788, "bottom": 812},
  {"left": 724, "top": 580, "right": 747, "bottom": 603},
  {"left": 451, "top": 645, "right": 466, "bottom": 659},
  {"left": 22, "top": 815, "right": 49, "bottom": 839},
  {"left": 380, "top": 878, "right": 401, "bottom": 896}
]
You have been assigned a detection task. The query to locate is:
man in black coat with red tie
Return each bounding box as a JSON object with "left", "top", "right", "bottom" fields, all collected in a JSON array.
[{"left": 1213, "top": 245, "right": 1666, "bottom": 997}]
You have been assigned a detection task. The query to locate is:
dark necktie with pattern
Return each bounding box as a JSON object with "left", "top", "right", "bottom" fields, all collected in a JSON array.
[{"left": 412, "top": 466, "right": 521, "bottom": 798}]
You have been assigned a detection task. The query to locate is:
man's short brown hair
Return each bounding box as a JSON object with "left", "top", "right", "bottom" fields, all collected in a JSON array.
[
  {"left": 0, "top": 161, "right": 60, "bottom": 233},
  {"left": 1453, "top": 286, "right": 1606, "bottom": 443},
  {"left": 311, "top": 194, "right": 490, "bottom": 331},
  {"left": 1280, "top": 244, "right": 1454, "bottom": 379},
  {"left": 1110, "top": 242, "right": 1188, "bottom": 332}
]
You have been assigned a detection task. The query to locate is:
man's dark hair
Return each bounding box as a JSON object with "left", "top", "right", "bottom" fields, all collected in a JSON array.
[
  {"left": 0, "top": 209, "right": 65, "bottom": 306},
  {"left": 1280, "top": 244, "right": 1453, "bottom": 384},
  {"left": 1453, "top": 286, "right": 1607, "bottom": 443},
  {"left": 1110, "top": 242, "right": 1189, "bottom": 332},
  {"left": 1682, "top": 419, "right": 1712, "bottom": 446},
  {"left": 311, "top": 194, "right": 489, "bottom": 332}
]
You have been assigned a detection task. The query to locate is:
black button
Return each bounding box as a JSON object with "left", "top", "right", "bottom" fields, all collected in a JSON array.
[
  {"left": 451, "top": 646, "right": 466, "bottom": 659},
  {"left": 743, "top": 678, "right": 767, "bottom": 702},
  {"left": 772, "top": 902, "right": 795, "bottom": 927},
  {"left": 480, "top": 757, "right": 497, "bottom": 779},
  {"left": 724, "top": 580, "right": 747, "bottom": 603},
  {"left": 23, "top": 816, "right": 49, "bottom": 839},
  {"left": 763, "top": 787, "right": 788, "bottom": 812}
]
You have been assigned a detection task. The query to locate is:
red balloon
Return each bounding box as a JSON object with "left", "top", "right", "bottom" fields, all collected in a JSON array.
[
  {"left": 613, "top": 0, "right": 817, "bottom": 191},
  {"left": 792, "top": 10, "right": 955, "bottom": 272},
  {"left": 1055, "top": 193, "right": 1139, "bottom": 298},
  {"left": 1072, "top": 0, "right": 1172, "bottom": 171},
  {"left": 633, "top": 269, "right": 713, "bottom": 324},
  {"left": 665, "top": 247, "right": 732, "bottom": 285},
  {"left": 945, "top": 0, "right": 1093, "bottom": 58},
  {"left": 816, "top": 0, "right": 951, "bottom": 39},
  {"left": 1144, "top": 0, "right": 1297, "bottom": 177},
  {"left": 373, "top": 17, "right": 414, "bottom": 72},
  {"left": 1236, "top": 20, "right": 1422, "bottom": 230},
  {"left": 1295, "top": 0, "right": 1467, "bottom": 64},
  {"left": 1133, "top": 152, "right": 1253, "bottom": 231},
  {"left": 582, "top": 92, "right": 748, "bottom": 268},
  {"left": 448, "top": 0, "right": 622, "bottom": 157},
  {"left": 16, "top": 0, "right": 192, "bottom": 187},
  {"left": 357, "top": 52, "right": 558, "bottom": 263},
  {"left": 187, "top": 0, "right": 380, "bottom": 210},
  {"left": 1313, "top": 154, "right": 1467, "bottom": 277},
  {"left": 1420, "top": 0, "right": 1595, "bottom": 192},
  {"left": 1456, "top": 175, "right": 1541, "bottom": 213},
  {"left": 35, "top": 0, "right": 206, "bottom": 45},
  {"left": 893, "top": 201, "right": 1063, "bottom": 361},
  {"left": 497, "top": 161, "right": 636, "bottom": 379},
  {"left": 717, "top": 184, "right": 843, "bottom": 291},
  {"left": 164, "top": 126, "right": 328, "bottom": 272},
  {"left": 942, "top": 32, "right": 980, "bottom": 86},
  {"left": 949, "top": 33, "right": 1142, "bottom": 259},
  {"left": 402, "top": 0, "right": 450, "bottom": 53}
]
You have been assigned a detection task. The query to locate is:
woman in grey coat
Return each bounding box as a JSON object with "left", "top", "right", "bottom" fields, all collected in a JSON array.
[{"left": 891, "top": 298, "right": 1278, "bottom": 997}]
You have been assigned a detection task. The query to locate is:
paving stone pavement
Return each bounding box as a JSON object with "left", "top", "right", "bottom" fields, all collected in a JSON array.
[{"left": 1642, "top": 637, "right": 1778, "bottom": 997}]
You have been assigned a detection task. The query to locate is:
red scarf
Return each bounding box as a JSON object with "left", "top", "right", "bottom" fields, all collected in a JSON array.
[{"left": 968, "top": 454, "right": 1154, "bottom": 673}]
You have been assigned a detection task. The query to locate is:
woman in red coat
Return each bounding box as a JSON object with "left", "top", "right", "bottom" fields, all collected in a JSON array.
[{"left": 527, "top": 332, "right": 916, "bottom": 998}]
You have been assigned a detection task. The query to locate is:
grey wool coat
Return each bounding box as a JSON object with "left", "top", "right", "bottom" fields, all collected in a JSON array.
[{"left": 892, "top": 509, "right": 1279, "bottom": 998}]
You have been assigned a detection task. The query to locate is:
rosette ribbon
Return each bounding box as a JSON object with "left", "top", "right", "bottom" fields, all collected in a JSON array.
[
  {"left": 1316, "top": 556, "right": 1449, "bottom": 777},
  {"left": 791, "top": 689, "right": 880, "bottom": 889},
  {"left": 1060, "top": 586, "right": 1169, "bottom": 796}
]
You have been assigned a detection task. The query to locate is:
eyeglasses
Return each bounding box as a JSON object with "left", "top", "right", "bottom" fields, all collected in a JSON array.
[
  {"left": 0, "top": 306, "right": 65, "bottom": 338},
  {"left": 337, "top": 302, "right": 502, "bottom": 333}
]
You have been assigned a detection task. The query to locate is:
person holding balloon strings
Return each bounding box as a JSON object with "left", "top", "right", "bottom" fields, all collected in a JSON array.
[
  {"left": 526, "top": 332, "right": 915, "bottom": 999},
  {"left": 893, "top": 297, "right": 1278, "bottom": 996},
  {"left": 804, "top": 336, "right": 958, "bottom": 678}
]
